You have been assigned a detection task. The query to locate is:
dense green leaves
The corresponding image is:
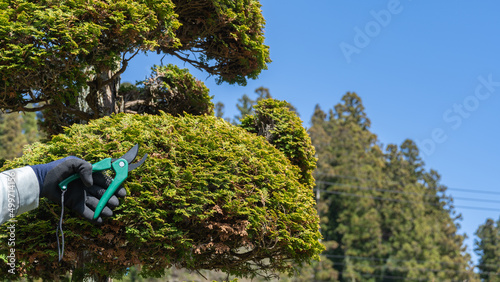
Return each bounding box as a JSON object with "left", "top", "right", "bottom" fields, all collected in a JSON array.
[
  {"left": 0, "top": 111, "right": 39, "bottom": 160},
  {"left": 240, "top": 99, "right": 316, "bottom": 187},
  {"left": 308, "top": 92, "right": 476, "bottom": 281},
  {"left": 0, "top": 0, "right": 270, "bottom": 132},
  {"left": 475, "top": 217, "right": 500, "bottom": 281},
  {"left": 0, "top": 112, "right": 25, "bottom": 160},
  {"left": 0, "top": 0, "right": 178, "bottom": 102},
  {"left": 0, "top": 112, "right": 322, "bottom": 280},
  {"left": 170, "top": 0, "right": 270, "bottom": 85},
  {"left": 120, "top": 64, "right": 214, "bottom": 116}
]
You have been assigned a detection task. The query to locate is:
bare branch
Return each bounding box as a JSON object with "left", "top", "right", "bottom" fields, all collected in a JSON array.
[
  {"left": 124, "top": 100, "right": 147, "bottom": 108},
  {"left": 124, "top": 49, "right": 141, "bottom": 63},
  {"left": 169, "top": 51, "right": 218, "bottom": 76}
]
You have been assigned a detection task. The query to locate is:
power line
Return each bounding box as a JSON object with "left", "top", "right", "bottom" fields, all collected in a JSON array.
[
  {"left": 310, "top": 173, "right": 500, "bottom": 278},
  {"left": 315, "top": 189, "right": 500, "bottom": 212},
  {"left": 315, "top": 173, "right": 500, "bottom": 196},
  {"left": 447, "top": 186, "right": 500, "bottom": 195},
  {"left": 317, "top": 181, "right": 500, "bottom": 204}
]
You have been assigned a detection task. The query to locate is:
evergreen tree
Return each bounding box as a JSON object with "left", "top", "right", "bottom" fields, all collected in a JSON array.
[
  {"left": 381, "top": 141, "right": 474, "bottom": 280},
  {"left": 308, "top": 92, "right": 477, "bottom": 281},
  {"left": 0, "top": 112, "right": 27, "bottom": 160},
  {"left": 234, "top": 94, "right": 256, "bottom": 123},
  {"left": 22, "top": 110, "right": 39, "bottom": 144},
  {"left": 475, "top": 217, "right": 500, "bottom": 281},
  {"left": 0, "top": 112, "right": 323, "bottom": 280},
  {"left": 234, "top": 87, "right": 300, "bottom": 123},
  {"left": 309, "top": 93, "right": 386, "bottom": 280},
  {"left": 215, "top": 102, "right": 225, "bottom": 118},
  {"left": 255, "top": 86, "right": 271, "bottom": 101}
]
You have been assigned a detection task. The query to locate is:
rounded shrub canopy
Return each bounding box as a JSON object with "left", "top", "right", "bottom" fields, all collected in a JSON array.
[
  {"left": 240, "top": 99, "right": 317, "bottom": 187},
  {"left": 0, "top": 113, "right": 322, "bottom": 280}
]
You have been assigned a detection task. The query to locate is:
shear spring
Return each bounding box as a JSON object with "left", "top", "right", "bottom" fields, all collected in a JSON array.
[{"left": 56, "top": 190, "right": 66, "bottom": 262}]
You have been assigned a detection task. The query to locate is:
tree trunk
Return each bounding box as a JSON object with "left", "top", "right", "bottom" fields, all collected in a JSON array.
[
  {"left": 80, "top": 65, "right": 121, "bottom": 117},
  {"left": 98, "top": 68, "right": 121, "bottom": 116}
]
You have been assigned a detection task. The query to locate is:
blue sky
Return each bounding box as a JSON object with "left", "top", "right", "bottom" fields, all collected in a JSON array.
[{"left": 121, "top": 1, "right": 500, "bottom": 265}]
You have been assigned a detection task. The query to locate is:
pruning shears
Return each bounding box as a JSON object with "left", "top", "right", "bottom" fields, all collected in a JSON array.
[{"left": 58, "top": 144, "right": 148, "bottom": 220}]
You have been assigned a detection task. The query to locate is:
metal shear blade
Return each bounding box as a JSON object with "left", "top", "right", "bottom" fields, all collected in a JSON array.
[{"left": 114, "top": 144, "right": 148, "bottom": 171}]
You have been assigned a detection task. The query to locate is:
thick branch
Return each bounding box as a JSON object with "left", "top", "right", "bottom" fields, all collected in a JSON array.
[
  {"left": 101, "top": 50, "right": 140, "bottom": 87},
  {"left": 124, "top": 100, "right": 147, "bottom": 108}
]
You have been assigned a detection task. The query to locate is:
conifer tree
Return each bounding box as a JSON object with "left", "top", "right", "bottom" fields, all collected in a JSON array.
[
  {"left": 0, "top": 112, "right": 27, "bottom": 160},
  {"left": 234, "top": 94, "right": 256, "bottom": 124},
  {"left": 255, "top": 86, "right": 271, "bottom": 101},
  {"left": 309, "top": 93, "right": 385, "bottom": 280},
  {"left": 22, "top": 110, "right": 39, "bottom": 144},
  {"left": 309, "top": 92, "right": 477, "bottom": 281},
  {"left": 215, "top": 102, "right": 225, "bottom": 118},
  {"left": 475, "top": 217, "right": 500, "bottom": 281},
  {"left": 381, "top": 141, "right": 474, "bottom": 280}
]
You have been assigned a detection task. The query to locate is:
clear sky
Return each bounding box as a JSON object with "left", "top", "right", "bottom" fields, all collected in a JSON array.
[{"left": 121, "top": 1, "right": 500, "bottom": 266}]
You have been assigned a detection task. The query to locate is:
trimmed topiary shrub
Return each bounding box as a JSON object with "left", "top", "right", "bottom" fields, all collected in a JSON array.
[
  {"left": 0, "top": 112, "right": 322, "bottom": 280},
  {"left": 240, "top": 99, "right": 317, "bottom": 187},
  {"left": 120, "top": 64, "right": 215, "bottom": 117}
]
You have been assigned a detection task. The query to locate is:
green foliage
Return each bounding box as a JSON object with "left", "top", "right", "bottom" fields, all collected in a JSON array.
[
  {"left": 22, "top": 109, "right": 40, "bottom": 144},
  {"left": 120, "top": 64, "right": 214, "bottom": 116},
  {"left": 308, "top": 92, "right": 477, "bottom": 281},
  {"left": 475, "top": 217, "right": 500, "bottom": 281},
  {"left": 234, "top": 87, "right": 289, "bottom": 124},
  {"left": 0, "top": 111, "right": 40, "bottom": 160},
  {"left": 0, "top": 0, "right": 177, "bottom": 105},
  {"left": 255, "top": 86, "right": 271, "bottom": 101},
  {"left": 276, "top": 255, "right": 338, "bottom": 282},
  {"left": 240, "top": 99, "right": 316, "bottom": 187},
  {"left": 234, "top": 94, "right": 255, "bottom": 123},
  {"left": 0, "top": 113, "right": 322, "bottom": 280},
  {"left": 0, "top": 112, "right": 25, "bottom": 159},
  {"left": 171, "top": 0, "right": 270, "bottom": 85},
  {"left": 0, "top": 0, "right": 270, "bottom": 130}
]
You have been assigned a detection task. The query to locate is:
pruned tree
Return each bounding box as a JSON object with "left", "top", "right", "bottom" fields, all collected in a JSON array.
[
  {"left": 0, "top": 0, "right": 270, "bottom": 133},
  {"left": 0, "top": 1, "right": 327, "bottom": 281},
  {"left": 0, "top": 111, "right": 323, "bottom": 281}
]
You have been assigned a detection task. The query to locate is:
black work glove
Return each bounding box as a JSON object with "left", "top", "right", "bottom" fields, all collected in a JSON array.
[{"left": 30, "top": 157, "right": 127, "bottom": 224}]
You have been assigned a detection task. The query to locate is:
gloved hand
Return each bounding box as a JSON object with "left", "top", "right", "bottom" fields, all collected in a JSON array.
[{"left": 30, "top": 156, "right": 127, "bottom": 224}]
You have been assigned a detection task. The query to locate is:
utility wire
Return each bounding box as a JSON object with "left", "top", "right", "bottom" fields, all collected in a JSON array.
[
  {"left": 312, "top": 174, "right": 500, "bottom": 277},
  {"left": 315, "top": 189, "right": 500, "bottom": 212},
  {"left": 315, "top": 173, "right": 500, "bottom": 196},
  {"left": 447, "top": 186, "right": 500, "bottom": 195},
  {"left": 317, "top": 181, "right": 500, "bottom": 204}
]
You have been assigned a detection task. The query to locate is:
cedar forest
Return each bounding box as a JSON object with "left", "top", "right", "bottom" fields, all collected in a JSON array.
[{"left": 0, "top": 0, "right": 499, "bottom": 281}]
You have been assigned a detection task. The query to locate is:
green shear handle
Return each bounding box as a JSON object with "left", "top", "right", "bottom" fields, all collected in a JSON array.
[
  {"left": 58, "top": 158, "right": 129, "bottom": 220},
  {"left": 58, "top": 144, "right": 147, "bottom": 221}
]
